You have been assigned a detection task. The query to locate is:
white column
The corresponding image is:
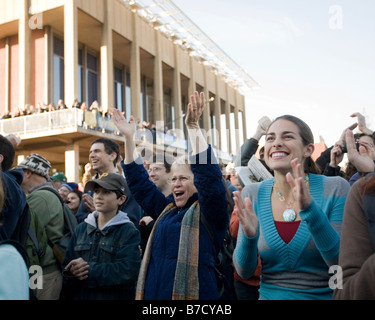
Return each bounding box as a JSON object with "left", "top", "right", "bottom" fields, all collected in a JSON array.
[
  {"left": 130, "top": 12, "right": 141, "bottom": 121},
  {"left": 214, "top": 77, "right": 222, "bottom": 150},
  {"left": 18, "top": 0, "right": 31, "bottom": 107},
  {"left": 4, "top": 37, "right": 10, "bottom": 113},
  {"left": 153, "top": 30, "right": 164, "bottom": 127},
  {"left": 44, "top": 26, "right": 53, "bottom": 105},
  {"left": 172, "top": 45, "right": 182, "bottom": 130},
  {"left": 64, "top": 0, "right": 78, "bottom": 107},
  {"left": 100, "top": 0, "right": 114, "bottom": 113},
  {"left": 203, "top": 68, "right": 211, "bottom": 143},
  {"left": 65, "top": 143, "right": 80, "bottom": 183},
  {"left": 225, "top": 84, "right": 232, "bottom": 154}
]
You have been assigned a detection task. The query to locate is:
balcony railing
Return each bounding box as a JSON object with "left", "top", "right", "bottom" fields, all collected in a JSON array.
[
  {"left": 0, "top": 108, "right": 189, "bottom": 150},
  {"left": 0, "top": 108, "right": 84, "bottom": 136},
  {"left": 0, "top": 108, "right": 235, "bottom": 161}
]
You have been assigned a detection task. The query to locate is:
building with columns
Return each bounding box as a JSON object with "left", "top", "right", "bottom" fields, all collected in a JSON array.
[{"left": 0, "top": 0, "right": 258, "bottom": 183}]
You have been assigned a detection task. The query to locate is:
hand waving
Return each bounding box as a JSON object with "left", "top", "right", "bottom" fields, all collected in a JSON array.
[
  {"left": 185, "top": 91, "right": 205, "bottom": 129},
  {"left": 112, "top": 109, "right": 136, "bottom": 139}
]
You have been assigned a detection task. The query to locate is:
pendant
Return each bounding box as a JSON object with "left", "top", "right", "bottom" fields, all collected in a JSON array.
[{"left": 283, "top": 209, "right": 297, "bottom": 222}]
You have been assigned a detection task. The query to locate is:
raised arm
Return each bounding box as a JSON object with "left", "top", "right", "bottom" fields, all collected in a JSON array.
[
  {"left": 351, "top": 112, "right": 373, "bottom": 136},
  {"left": 234, "top": 115, "right": 271, "bottom": 167},
  {"left": 185, "top": 91, "right": 208, "bottom": 156},
  {"left": 346, "top": 129, "right": 375, "bottom": 173},
  {"left": 112, "top": 109, "right": 170, "bottom": 218},
  {"left": 112, "top": 109, "right": 137, "bottom": 164}
]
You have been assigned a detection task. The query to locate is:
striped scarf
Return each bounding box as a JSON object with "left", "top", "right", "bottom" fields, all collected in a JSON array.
[{"left": 136, "top": 201, "right": 200, "bottom": 300}]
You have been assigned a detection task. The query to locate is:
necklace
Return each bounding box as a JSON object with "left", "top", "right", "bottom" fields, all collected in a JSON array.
[{"left": 273, "top": 175, "right": 309, "bottom": 222}]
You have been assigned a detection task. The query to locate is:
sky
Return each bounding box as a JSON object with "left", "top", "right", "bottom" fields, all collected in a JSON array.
[{"left": 172, "top": 0, "right": 375, "bottom": 148}]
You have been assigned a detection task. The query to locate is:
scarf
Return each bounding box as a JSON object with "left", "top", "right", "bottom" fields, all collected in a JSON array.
[{"left": 136, "top": 200, "right": 200, "bottom": 300}]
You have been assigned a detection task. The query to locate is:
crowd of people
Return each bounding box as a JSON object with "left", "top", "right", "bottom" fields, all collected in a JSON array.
[
  {"left": 0, "top": 92, "right": 374, "bottom": 301},
  {"left": 0, "top": 98, "right": 119, "bottom": 124},
  {"left": 0, "top": 99, "right": 82, "bottom": 119},
  {"left": 1, "top": 99, "right": 180, "bottom": 149}
]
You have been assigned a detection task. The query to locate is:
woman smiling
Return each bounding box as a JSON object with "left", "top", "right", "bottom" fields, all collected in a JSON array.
[{"left": 233, "top": 115, "right": 350, "bottom": 300}]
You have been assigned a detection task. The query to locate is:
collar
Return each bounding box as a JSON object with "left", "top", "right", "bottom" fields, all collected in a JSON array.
[
  {"left": 29, "top": 181, "right": 54, "bottom": 194},
  {"left": 85, "top": 210, "right": 133, "bottom": 235}
]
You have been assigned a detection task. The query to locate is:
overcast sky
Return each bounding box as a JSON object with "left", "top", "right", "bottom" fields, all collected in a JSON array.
[{"left": 172, "top": 0, "right": 375, "bottom": 148}]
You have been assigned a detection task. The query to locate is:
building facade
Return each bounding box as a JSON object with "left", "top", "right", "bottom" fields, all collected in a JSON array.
[{"left": 0, "top": 0, "right": 257, "bottom": 183}]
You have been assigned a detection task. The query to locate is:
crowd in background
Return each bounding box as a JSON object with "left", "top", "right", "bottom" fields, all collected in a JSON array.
[{"left": 0, "top": 93, "right": 375, "bottom": 300}]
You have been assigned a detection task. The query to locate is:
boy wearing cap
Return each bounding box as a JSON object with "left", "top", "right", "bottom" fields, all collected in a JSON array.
[{"left": 61, "top": 173, "right": 141, "bottom": 300}]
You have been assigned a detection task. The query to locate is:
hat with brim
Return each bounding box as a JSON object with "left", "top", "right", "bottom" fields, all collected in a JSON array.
[{"left": 85, "top": 172, "right": 128, "bottom": 195}]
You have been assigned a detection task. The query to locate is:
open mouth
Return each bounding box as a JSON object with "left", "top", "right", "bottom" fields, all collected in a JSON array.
[
  {"left": 271, "top": 152, "right": 289, "bottom": 159},
  {"left": 174, "top": 191, "right": 185, "bottom": 200}
]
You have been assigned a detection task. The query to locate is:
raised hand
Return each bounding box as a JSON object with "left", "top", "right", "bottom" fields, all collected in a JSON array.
[
  {"left": 112, "top": 109, "right": 136, "bottom": 139},
  {"left": 233, "top": 191, "right": 258, "bottom": 238},
  {"left": 286, "top": 158, "right": 312, "bottom": 210},
  {"left": 335, "top": 122, "right": 358, "bottom": 150},
  {"left": 185, "top": 91, "right": 205, "bottom": 129},
  {"left": 5, "top": 134, "right": 21, "bottom": 149},
  {"left": 351, "top": 112, "right": 373, "bottom": 135},
  {"left": 346, "top": 129, "right": 375, "bottom": 173},
  {"left": 329, "top": 145, "right": 344, "bottom": 167}
]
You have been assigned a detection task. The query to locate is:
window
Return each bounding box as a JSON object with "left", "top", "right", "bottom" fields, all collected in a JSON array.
[
  {"left": 87, "top": 53, "right": 98, "bottom": 107},
  {"left": 77, "top": 49, "right": 84, "bottom": 103},
  {"left": 53, "top": 38, "right": 64, "bottom": 106},
  {"left": 125, "top": 72, "right": 131, "bottom": 120},
  {"left": 114, "top": 67, "right": 124, "bottom": 112},
  {"left": 141, "top": 75, "right": 153, "bottom": 122},
  {"left": 164, "top": 89, "right": 174, "bottom": 129}
]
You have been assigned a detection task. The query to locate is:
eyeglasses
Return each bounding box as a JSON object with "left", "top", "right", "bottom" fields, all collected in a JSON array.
[
  {"left": 148, "top": 167, "right": 163, "bottom": 174},
  {"left": 168, "top": 176, "right": 190, "bottom": 185}
]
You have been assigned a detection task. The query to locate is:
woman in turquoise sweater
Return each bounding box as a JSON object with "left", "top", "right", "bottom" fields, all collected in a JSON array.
[{"left": 233, "top": 115, "right": 350, "bottom": 300}]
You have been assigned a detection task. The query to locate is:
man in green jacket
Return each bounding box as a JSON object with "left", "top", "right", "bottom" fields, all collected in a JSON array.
[{"left": 15, "top": 153, "right": 64, "bottom": 300}]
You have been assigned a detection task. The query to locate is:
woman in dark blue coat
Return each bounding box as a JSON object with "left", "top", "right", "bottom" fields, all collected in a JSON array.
[{"left": 113, "top": 92, "right": 229, "bottom": 300}]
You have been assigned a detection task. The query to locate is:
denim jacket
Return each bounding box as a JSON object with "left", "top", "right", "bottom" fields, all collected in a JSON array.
[{"left": 62, "top": 211, "right": 141, "bottom": 300}]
